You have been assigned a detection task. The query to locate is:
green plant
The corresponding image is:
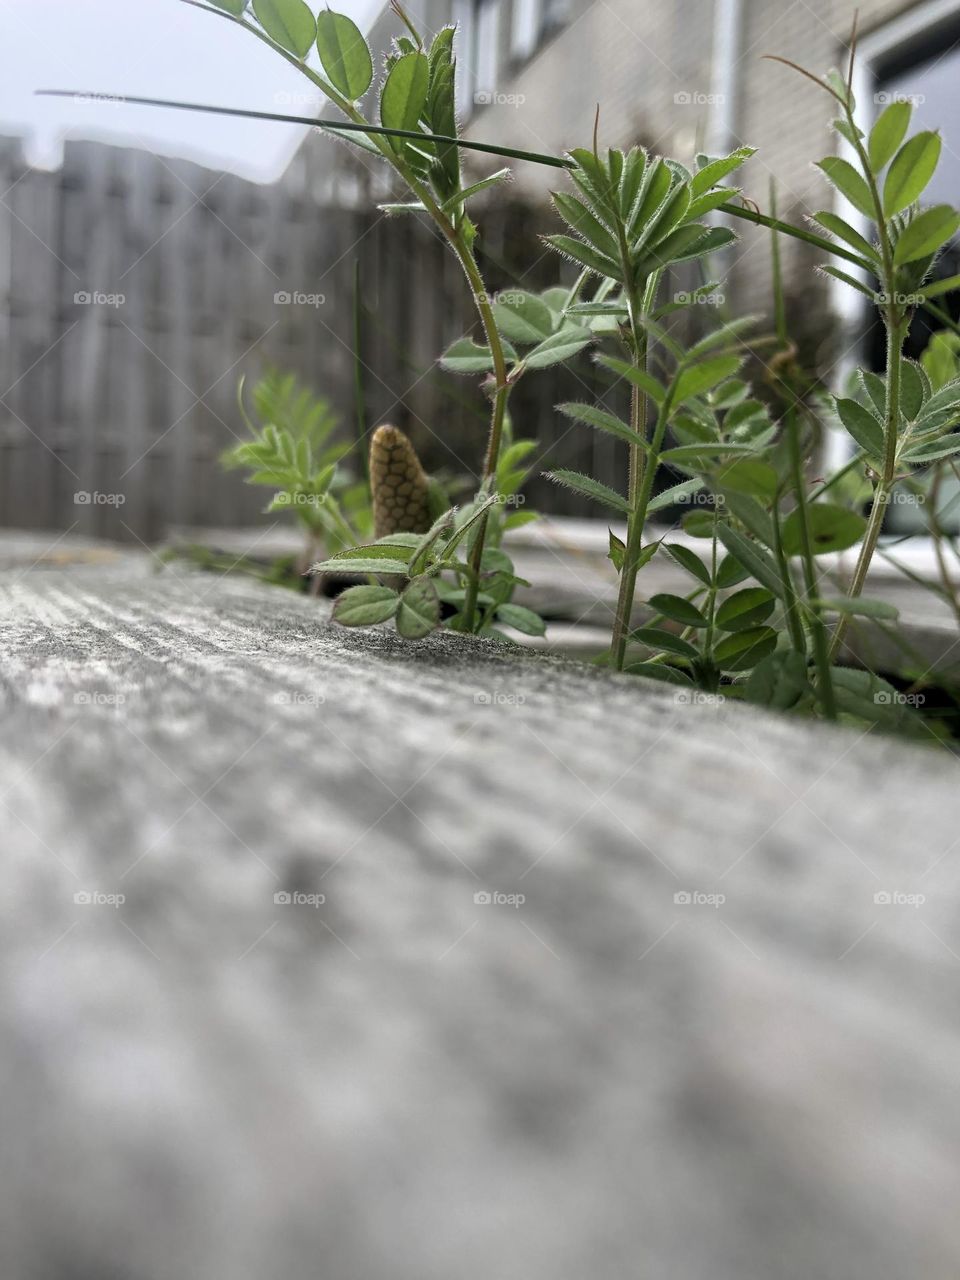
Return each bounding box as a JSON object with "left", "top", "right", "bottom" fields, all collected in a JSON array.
[
  {"left": 177, "top": 0, "right": 553, "bottom": 635},
  {"left": 531, "top": 32, "right": 960, "bottom": 731},
  {"left": 314, "top": 419, "right": 544, "bottom": 641},
  {"left": 771, "top": 39, "right": 960, "bottom": 663},
  {"left": 223, "top": 367, "right": 370, "bottom": 575},
  {"left": 538, "top": 139, "right": 753, "bottom": 669},
  {"left": 67, "top": 3, "right": 960, "bottom": 737}
]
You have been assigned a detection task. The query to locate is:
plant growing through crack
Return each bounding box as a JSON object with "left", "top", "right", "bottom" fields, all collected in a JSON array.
[
  {"left": 531, "top": 27, "right": 960, "bottom": 729},
  {"left": 222, "top": 367, "right": 371, "bottom": 578},
  {"left": 187, "top": 0, "right": 575, "bottom": 636},
  {"left": 51, "top": 2, "right": 960, "bottom": 736}
]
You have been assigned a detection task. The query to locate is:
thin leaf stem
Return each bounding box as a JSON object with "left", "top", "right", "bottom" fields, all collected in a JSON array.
[
  {"left": 827, "top": 91, "right": 905, "bottom": 660},
  {"left": 769, "top": 181, "right": 835, "bottom": 715},
  {"left": 612, "top": 389, "right": 676, "bottom": 670}
]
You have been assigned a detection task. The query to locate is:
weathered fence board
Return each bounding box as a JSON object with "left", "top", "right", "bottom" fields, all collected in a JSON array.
[
  {"left": 1, "top": 549, "right": 959, "bottom": 1279},
  {"left": 0, "top": 134, "right": 620, "bottom": 543}
]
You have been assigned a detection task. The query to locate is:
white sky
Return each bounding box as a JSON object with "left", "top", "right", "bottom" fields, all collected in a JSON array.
[{"left": 0, "top": 0, "right": 380, "bottom": 183}]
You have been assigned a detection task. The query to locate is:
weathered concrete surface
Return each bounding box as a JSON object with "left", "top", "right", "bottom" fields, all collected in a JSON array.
[
  {"left": 1, "top": 554, "right": 959, "bottom": 1280},
  {"left": 170, "top": 519, "right": 960, "bottom": 673}
]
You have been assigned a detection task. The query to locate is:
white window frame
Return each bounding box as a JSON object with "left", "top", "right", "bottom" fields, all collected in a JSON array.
[
  {"left": 455, "top": 0, "right": 502, "bottom": 116},
  {"left": 511, "top": 0, "right": 541, "bottom": 61}
]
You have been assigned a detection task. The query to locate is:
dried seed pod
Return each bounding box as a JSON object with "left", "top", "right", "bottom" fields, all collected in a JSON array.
[{"left": 370, "top": 424, "right": 432, "bottom": 539}]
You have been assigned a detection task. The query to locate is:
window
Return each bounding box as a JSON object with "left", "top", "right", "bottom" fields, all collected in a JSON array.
[
  {"left": 510, "top": 0, "right": 540, "bottom": 61},
  {"left": 455, "top": 0, "right": 502, "bottom": 114},
  {"left": 827, "top": 3, "right": 960, "bottom": 532},
  {"left": 869, "top": 23, "right": 960, "bottom": 532}
]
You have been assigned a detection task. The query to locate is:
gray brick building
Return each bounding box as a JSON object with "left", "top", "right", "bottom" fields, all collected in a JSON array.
[
  {"left": 287, "top": 0, "right": 960, "bottom": 504},
  {"left": 362, "top": 0, "right": 960, "bottom": 339}
]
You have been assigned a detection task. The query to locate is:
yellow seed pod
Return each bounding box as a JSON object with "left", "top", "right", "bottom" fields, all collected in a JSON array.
[{"left": 370, "top": 424, "right": 432, "bottom": 539}]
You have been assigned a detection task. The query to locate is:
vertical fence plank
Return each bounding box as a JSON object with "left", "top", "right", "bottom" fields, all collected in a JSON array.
[{"left": 0, "top": 133, "right": 617, "bottom": 539}]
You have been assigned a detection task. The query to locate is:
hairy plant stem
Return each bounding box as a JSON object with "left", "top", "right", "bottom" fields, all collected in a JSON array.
[
  {"left": 825, "top": 95, "right": 907, "bottom": 663},
  {"left": 612, "top": 390, "right": 674, "bottom": 671},
  {"left": 701, "top": 509, "right": 721, "bottom": 690},
  {"left": 771, "top": 501, "right": 807, "bottom": 655},
  {"left": 610, "top": 377, "right": 646, "bottom": 670},
  {"left": 828, "top": 316, "right": 905, "bottom": 661},
  {"left": 610, "top": 253, "right": 670, "bottom": 671},
  {"left": 769, "top": 181, "right": 835, "bottom": 715},
  {"left": 225, "top": 12, "right": 511, "bottom": 633},
  {"left": 609, "top": 260, "right": 657, "bottom": 670},
  {"left": 786, "top": 403, "right": 837, "bottom": 716}
]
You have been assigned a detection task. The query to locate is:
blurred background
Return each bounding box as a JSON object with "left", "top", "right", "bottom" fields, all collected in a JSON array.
[{"left": 1, "top": 0, "right": 958, "bottom": 543}]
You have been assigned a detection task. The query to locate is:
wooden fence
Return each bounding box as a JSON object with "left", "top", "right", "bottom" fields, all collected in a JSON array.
[{"left": 0, "top": 132, "right": 649, "bottom": 542}]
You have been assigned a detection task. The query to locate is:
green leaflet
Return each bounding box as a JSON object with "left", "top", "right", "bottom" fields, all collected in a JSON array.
[
  {"left": 252, "top": 0, "right": 316, "bottom": 57},
  {"left": 316, "top": 11, "right": 373, "bottom": 99}
]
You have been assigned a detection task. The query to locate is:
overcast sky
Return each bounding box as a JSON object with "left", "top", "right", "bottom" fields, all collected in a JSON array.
[{"left": 0, "top": 0, "right": 380, "bottom": 183}]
